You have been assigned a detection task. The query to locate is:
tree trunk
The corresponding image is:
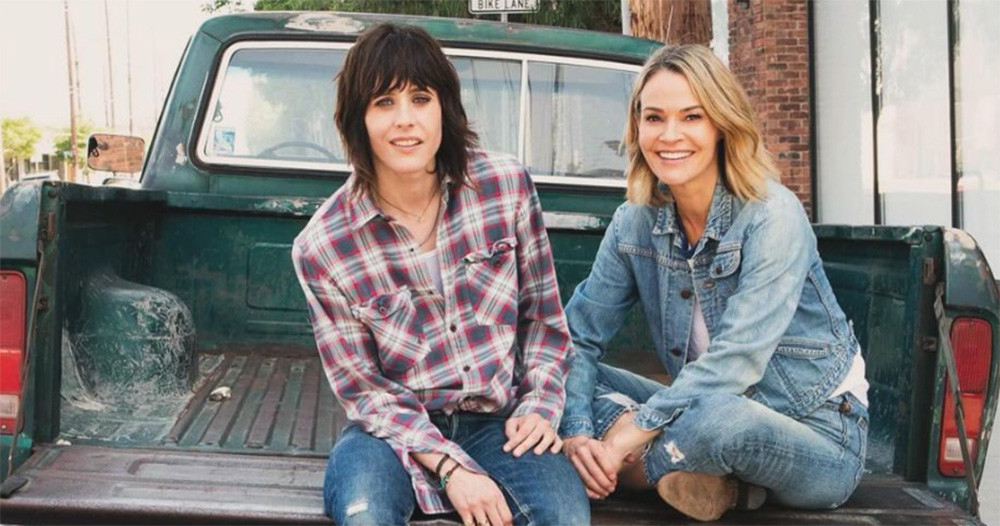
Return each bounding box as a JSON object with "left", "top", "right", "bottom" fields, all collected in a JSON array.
[{"left": 629, "top": 0, "right": 712, "bottom": 45}]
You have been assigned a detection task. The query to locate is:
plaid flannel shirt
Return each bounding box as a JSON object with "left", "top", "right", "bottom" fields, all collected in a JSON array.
[{"left": 292, "top": 151, "right": 572, "bottom": 514}]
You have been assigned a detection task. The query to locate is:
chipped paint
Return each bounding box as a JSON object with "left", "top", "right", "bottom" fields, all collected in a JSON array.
[
  {"left": 252, "top": 198, "right": 315, "bottom": 215},
  {"left": 665, "top": 440, "right": 686, "bottom": 464},
  {"left": 175, "top": 142, "right": 188, "bottom": 166},
  {"left": 285, "top": 13, "right": 365, "bottom": 33},
  {"left": 61, "top": 326, "right": 108, "bottom": 412},
  {"left": 542, "top": 211, "right": 605, "bottom": 231},
  {"left": 345, "top": 500, "right": 369, "bottom": 517},
  {"left": 70, "top": 271, "right": 196, "bottom": 405}
]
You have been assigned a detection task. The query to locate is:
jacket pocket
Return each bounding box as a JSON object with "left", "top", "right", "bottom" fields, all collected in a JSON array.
[
  {"left": 774, "top": 337, "right": 833, "bottom": 359},
  {"left": 463, "top": 237, "right": 518, "bottom": 326},
  {"left": 352, "top": 288, "right": 429, "bottom": 374},
  {"left": 709, "top": 243, "right": 742, "bottom": 279}
]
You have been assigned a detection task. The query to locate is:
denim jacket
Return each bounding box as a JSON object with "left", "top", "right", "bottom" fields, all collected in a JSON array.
[{"left": 560, "top": 180, "right": 858, "bottom": 438}]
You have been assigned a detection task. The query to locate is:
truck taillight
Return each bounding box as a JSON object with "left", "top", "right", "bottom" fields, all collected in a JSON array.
[
  {"left": 939, "top": 317, "right": 992, "bottom": 477},
  {"left": 0, "top": 271, "right": 27, "bottom": 434}
]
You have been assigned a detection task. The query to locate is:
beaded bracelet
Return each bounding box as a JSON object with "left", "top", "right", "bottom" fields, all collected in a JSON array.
[{"left": 438, "top": 461, "right": 462, "bottom": 490}]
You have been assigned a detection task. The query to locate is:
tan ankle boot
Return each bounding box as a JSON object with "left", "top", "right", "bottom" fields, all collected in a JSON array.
[{"left": 656, "top": 471, "right": 738, "bottom": 522}]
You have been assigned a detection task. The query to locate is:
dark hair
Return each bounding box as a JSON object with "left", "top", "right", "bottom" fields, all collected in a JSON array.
[{"left": 335, "top": 23, "right": 478, "bottom": 198}]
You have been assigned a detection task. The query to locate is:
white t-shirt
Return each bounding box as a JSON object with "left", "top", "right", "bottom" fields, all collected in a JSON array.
[{"left": 418, "top": 249, "right": 444, "bottom": 295}]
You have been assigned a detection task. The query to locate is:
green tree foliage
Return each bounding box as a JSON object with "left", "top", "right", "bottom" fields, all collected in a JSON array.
[
  {"left": 201, "top": 0, "right": 253, "bottom": 13},
  {"left": 205, "top": 0, "right": 621, "bottom": 32},
  {"left": 2, "top": 117, "right": 42, "bottom": 162},
  {"left": 54, "top": 122, "right": 99, "bottom": 171}
]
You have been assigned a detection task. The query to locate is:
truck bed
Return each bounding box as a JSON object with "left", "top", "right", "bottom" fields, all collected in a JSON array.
[
  {"left": 2, "top": 445, "right": 982, "bottom": 525},
  {"left": 59, "top": 351, "right": 342, "bottom": 456},
  {"left": 7, "top": 350, "right": 985, "bottom": 525}
]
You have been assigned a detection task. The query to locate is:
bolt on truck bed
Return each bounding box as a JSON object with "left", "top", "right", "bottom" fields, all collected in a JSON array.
[{"left": 1, "top": 12, "right": 997, "bottom": 525}]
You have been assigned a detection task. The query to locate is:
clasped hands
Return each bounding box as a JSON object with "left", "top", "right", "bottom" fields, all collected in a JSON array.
[{"left": 563, "top": 412, "right": 653, "bottom": 499}]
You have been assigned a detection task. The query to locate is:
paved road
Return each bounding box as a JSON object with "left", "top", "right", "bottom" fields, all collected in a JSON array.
[{"left": 982, "top": 440, "right": 999, "bottom": 525}]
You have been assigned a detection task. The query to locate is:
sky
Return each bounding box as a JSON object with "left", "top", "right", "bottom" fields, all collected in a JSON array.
[{"left": 0, "top": 0, "right": 218, "bottom": 144}]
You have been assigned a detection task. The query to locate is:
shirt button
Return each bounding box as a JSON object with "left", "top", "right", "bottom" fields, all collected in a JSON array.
[
  {"left": 680, "top": 289, "right": 693, "bottom": 299},
  {"left": 670, "top": 347, "right": 682, "bottom": 357},
  {"left": 463, "top": 365, "right": 471, "bottom": 372},
  {"left": 450, "top": 324, "right": 458, "bottom": 333}
]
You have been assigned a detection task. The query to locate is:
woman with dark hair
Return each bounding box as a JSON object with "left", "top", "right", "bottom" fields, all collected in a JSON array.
[
  {"left": 292, "top": 23, "right": 588, "bottom": 526},
  {"left": 559, "top": 44, "right": 869, "bottom": 522}
]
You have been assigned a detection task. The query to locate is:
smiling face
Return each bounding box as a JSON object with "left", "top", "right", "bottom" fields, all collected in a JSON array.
[
  {"left": 637, "top": 70, "right": 721, "bottom": 194},
  {"left": 364, "top": 83, "right": 443, "bottom": 184}
]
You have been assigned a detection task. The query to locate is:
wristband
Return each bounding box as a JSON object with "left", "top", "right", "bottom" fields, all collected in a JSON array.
[
  {"left": 439, "top": 462, "right": 462, "bottom": 490},
  {"left": 434, "top": 455, "right": 450, "bottom": 478}
]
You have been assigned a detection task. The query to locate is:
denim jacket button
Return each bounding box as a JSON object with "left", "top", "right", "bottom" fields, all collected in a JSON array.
[
  {"left": 670, "top": 347, "right": 682, "bottom": 357},
  {"left": 680, "top": 289, "right": 693, "bottom": 299}
]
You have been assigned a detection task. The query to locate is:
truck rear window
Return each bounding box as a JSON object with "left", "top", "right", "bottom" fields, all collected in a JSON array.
[{"left": 197, "top": 42, "right": 637, "bottom": 187}]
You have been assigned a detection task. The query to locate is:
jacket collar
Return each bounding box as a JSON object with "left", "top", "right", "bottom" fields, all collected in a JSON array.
[{"left": 652, "top": 182, "right": 734, "bottom": 244}]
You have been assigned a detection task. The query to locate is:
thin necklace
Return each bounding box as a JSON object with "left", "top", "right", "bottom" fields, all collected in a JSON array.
[
  {"left": 377, "top": 188, "right": 438, "bottom": 222},
  {"left": 415, "top": 203, "right": 441, "bottom": 250}
]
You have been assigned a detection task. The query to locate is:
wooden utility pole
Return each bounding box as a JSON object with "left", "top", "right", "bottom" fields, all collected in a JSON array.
[
  {"left": 72, "top": 17, "right": 83, "bottom": 123},
  {"left": 64, "top": 0, "right": 78, "bottom": 182},
  {"left": 105, "top": 0, "right": 116, "bottom": 129},
  {"left": 629, "top": 0, "right": 712, "bottom": 45}
]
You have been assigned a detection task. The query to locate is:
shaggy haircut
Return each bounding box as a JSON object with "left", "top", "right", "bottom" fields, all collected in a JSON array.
[
  {"left": 624, "top": 44, "right": 777, "bottom": 207},
  {"left": 335, "top": 23, "right": 478, "bottom": 198}
]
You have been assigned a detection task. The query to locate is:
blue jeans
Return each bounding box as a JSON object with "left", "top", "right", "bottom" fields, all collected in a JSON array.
[
  {"left": 590, "top": 363, "right": 868, "bottom": 509},
  {"left": 324, "top": 412, "right": 590, "bottom": 525}
]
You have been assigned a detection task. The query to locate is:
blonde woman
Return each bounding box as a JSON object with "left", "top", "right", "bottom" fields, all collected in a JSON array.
[{"left": 559, "top": 44, "right": 869, "bottom": 522}]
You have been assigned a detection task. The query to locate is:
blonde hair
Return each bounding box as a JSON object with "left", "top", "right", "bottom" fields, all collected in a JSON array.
[{"left": 624, "top": 44, "right": 778, "bottom": 207}]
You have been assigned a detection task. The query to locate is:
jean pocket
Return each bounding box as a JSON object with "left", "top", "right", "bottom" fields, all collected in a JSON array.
[
  {"left": 352, "top": 288, "right": 429, "bottom": 374},
  {"left": 805, "top": 401, "right": 849, "bottom": 450},
  {"left": 463, "top": 237, "right": 518, "bottom": 326}
]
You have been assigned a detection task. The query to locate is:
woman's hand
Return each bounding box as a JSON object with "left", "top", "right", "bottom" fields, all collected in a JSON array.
[
  {"left": 563, "top": 435, "right": 619, "bottom": 499},
  {"left": 446, "top": 467, "right": 513, "bottom": 526},
  {"left": 503, "top": 413, "right": 562, "bottom": 457}
]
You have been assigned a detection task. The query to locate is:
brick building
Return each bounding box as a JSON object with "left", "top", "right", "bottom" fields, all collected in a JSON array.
[{"left": 633, "top": 0, "right": 997, "bottom": 268}]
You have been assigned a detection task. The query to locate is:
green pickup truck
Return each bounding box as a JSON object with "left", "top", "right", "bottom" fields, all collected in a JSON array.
[{"left": 1, "top": 12, "right": 997, "bottom": 525}]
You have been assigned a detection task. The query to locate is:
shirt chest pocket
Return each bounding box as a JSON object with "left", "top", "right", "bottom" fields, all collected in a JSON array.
[
  {"left": 462, "top": 237, "right": 518, "bottom": 326},
  {"left": 708, "top": 243, "right": 742, "bottom": 306},
  {"left": 352, "top": 288, "right": 429, "bottom": 375}
]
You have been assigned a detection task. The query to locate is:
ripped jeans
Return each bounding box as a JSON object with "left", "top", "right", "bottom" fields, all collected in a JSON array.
[
  {"left": 591, "top": 363, "right": 869, "bottom": 509},
  {"left": 324, "top": 412, "right": 589, "bottom": 526}
]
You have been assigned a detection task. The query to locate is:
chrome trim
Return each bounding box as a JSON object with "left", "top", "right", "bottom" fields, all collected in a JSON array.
[{"left": 532, "top": 175, "right": 626, "bottom": 188}]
